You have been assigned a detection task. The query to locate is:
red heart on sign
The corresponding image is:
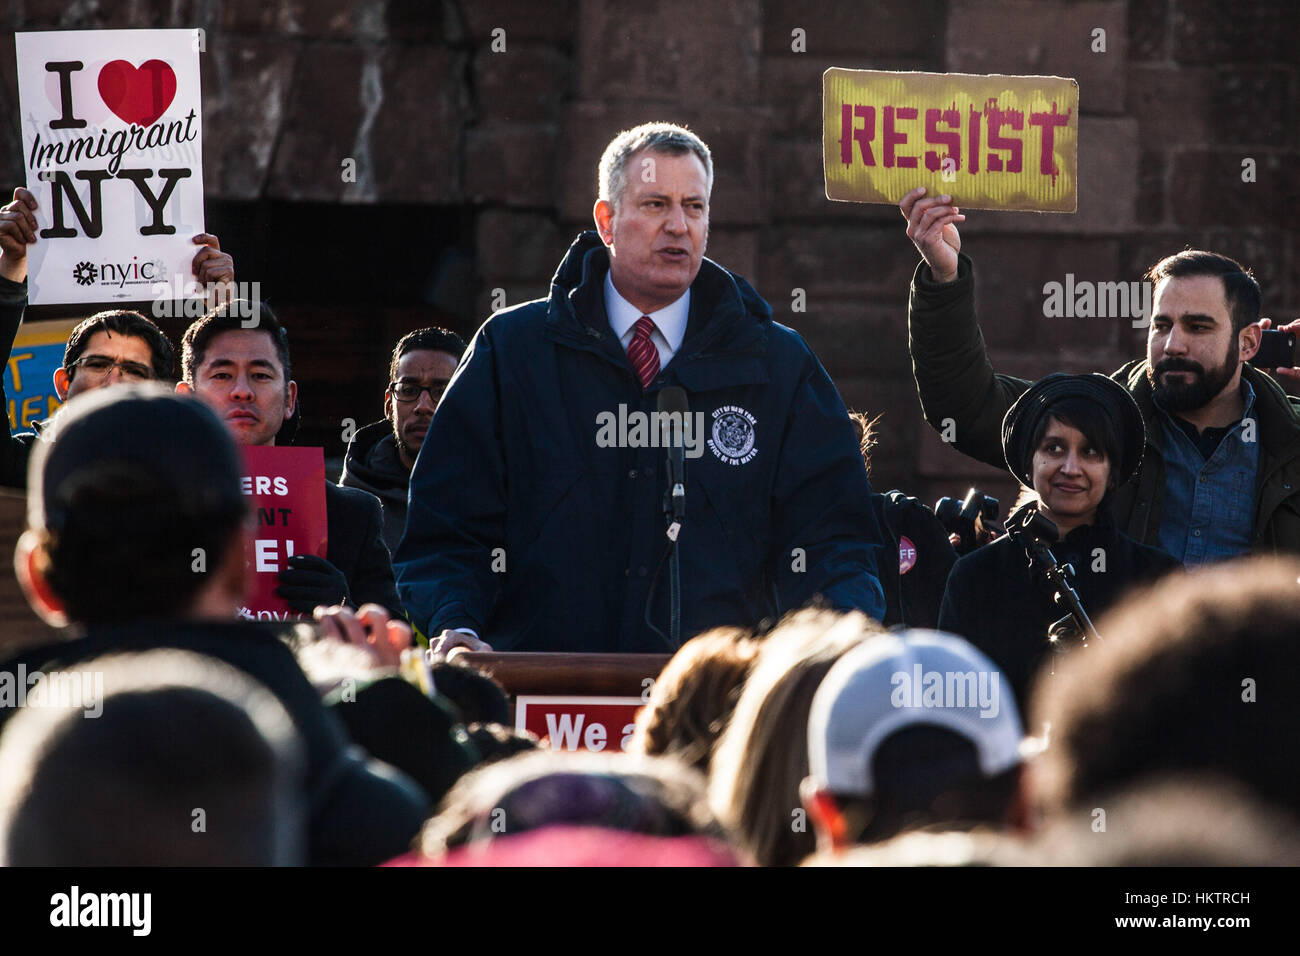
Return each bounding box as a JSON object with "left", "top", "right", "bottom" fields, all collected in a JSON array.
[{"left": 97, "top": 59, "right": 177, "bottom": 127}]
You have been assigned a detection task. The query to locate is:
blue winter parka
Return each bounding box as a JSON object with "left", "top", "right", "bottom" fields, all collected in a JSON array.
[{"left": 395, "top": 231, "right": 887, "bottom": 652}]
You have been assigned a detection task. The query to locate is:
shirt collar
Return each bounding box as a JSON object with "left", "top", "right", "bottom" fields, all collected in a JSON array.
[{"left": 604, "top": 272, "right": 690, "bottom": 352}]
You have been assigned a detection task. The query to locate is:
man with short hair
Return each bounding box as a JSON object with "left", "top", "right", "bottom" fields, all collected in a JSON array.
[
  {"left": 340, "top": 326, "right": 466, "bottom": 552},
  {"left": 177, "top": 304, "right": 403, "bottom": 616},
  {"left": 2, "top": 386, "right": 429, "bottom": 865},
  {"left": 0, "top": 185, "right": 233, "bottom": 488},
  {"left": 902, "top": 189, "right": 1300, "bottom": 562},
  {"left": 802, "top": 629, "right": 1029, "bottom": 853},
  {"left": 398, "top": 122, "right": 887, "bottom": 654}
]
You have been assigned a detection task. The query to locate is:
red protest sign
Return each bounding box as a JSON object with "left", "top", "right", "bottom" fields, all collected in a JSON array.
[
  {"left": 238, "top": 445, "right": 328, "bottom": 623},
  {"left": 515, "top": 696, "right": 644, "bottom": 753}
]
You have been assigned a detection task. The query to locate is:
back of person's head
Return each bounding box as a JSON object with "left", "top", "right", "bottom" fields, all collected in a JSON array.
[
  {"left": 708, "top": 608, "right": 883, "bottom": 866},
  {"left": 464, "top": 722, "right": 539, "bottom": 766},
  {"left": 1029, "top": 777, "right": 1300, "bottom": 866},
  {"left": 804, "top": 630, "right": 1027, "bottom": 849},
  {"left": 419, "top": 750, "right": 732, "bottom": 858},
  {"left": 1145, "top": 249, "right": 1260, "bottom": 334},
  {"left": 1032, "top": 556, "right": 1300, "bottom": 819},
  {"left": 0, "top": 650, "right": 305, "bottom": 865},
  {"left": 630, "top": 626, "right": 759, "bottom": 773},
  {"left": 428, "top": 656, "right": 510, "bottom": 725},
  {"left": 389, "top": 327, "right": 467, "bottom": 381},
  {"left": 64, "top": 309, "right": 175, "bottom": 381},
  {"left": 19, "top": 385, "right": 247, "bottom": 627}
]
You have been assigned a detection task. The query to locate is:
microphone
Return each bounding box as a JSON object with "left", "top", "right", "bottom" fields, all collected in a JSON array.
[{"left": 659, "top": 386, "right": 688, "bottom": 541}]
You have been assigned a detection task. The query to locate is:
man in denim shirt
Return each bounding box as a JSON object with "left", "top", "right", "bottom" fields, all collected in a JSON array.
[{"left": 901, "top": 189, "right": 1300, "bottom": 563}]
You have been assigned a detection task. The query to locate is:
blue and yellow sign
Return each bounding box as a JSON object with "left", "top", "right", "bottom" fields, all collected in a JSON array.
[{"left": 4, "top": 319, "right": 77, "bottom": 433}]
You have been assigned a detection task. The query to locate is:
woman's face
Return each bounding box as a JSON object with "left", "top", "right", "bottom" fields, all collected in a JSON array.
[{"left": 1031, "top": 417, "right": 1111, "bottom": 530}]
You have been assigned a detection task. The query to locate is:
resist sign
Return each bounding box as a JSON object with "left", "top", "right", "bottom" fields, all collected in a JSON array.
[
  {"left": 238, "top": 445, "right": 328, "bottom": 622},
  {"left": 15, "top": 29, "right": 205, "bottom": 305},
  {"left": 515, "top": 696, "right": 644, "bottom": 752},
  {"left": 823, "top": 68, "right": 1078, "bottom": 212}
]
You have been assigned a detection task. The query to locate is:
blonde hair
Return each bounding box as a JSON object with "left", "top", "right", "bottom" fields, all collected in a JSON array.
[
  {"left": 708, "top": 608, "right": 883, "bottom": 866},
  {"left": 630, "top": 627, "right": 760, "bottom": 772}
]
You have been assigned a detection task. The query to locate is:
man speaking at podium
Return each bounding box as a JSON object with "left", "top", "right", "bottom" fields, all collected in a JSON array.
[{"left": 396, "top": 123, "right": 886, "bottom": 654}]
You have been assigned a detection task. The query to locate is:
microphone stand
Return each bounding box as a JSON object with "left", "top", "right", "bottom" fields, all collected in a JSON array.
[{"left": 1004, "top": 503, "right": 1101, "bottom": 645}]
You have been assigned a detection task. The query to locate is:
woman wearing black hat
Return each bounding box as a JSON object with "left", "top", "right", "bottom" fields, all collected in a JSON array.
[{"left": 937, "top": 373, "right": 1181, "bottom": 709}]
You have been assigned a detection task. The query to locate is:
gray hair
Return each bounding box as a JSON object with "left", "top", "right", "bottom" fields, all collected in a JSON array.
[{"left": 598, "top": 122, "right": 714, "bottom": 209}]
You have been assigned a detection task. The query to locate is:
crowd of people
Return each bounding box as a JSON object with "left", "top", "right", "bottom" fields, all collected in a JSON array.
[{"left": 0, "top": 121, "right": 1296, "bottom": 867}]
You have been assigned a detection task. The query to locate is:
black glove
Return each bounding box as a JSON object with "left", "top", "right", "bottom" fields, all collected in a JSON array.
[{"left": 276, "top": 554, "right": 351, "bottom": 613}]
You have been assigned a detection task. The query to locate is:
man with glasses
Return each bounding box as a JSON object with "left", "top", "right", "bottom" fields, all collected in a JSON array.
[
  {"left": 340, "top": 327, "right": 466, "bottom": 553},
  {"left": 0, "top": 186, "right": 233, "bottom": 488}
]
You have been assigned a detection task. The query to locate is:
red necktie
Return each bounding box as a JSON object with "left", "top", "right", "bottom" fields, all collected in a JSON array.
[{"left": 628, "top": 315, "right": 660, "bottom": 389}]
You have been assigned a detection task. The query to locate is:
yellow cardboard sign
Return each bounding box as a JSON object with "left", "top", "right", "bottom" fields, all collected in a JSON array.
[{"left": 823, "top": 68, "right": 1078, "bottom": 212}]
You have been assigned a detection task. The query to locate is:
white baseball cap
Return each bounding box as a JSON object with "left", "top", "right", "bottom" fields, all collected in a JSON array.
[{"left": 807, "top": 629, "right": 1027, "bottom": 796}]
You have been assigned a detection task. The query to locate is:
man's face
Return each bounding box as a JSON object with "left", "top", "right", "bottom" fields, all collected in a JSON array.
[
  {"left": 1146, "top": 275, "right": 1250, "bottom": 412},
  {"left": 594, "top": 148, "right": 709, "bottom": 315},
  {"left": 384, "top": 349, "right": 460, "bottom": 467},
  {"left": 57, "top": 331, "right": 156, "bottom": 401},
  {"left": 184, "top": 330, "right": 296, "bottom": 446}
]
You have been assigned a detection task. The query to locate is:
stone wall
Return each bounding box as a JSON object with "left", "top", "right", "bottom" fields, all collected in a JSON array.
[{"left": 1, "top": 0, "right": 1295, "bottom": 501}]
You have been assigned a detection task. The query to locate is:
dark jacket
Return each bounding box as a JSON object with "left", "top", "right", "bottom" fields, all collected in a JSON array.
[
  {"left": 339, "top": 420, "right": 410, "bottom": 555},
  {"left": 0, "top": 275, "right": 38, "bottom": 490},
  {"left": 872, "top": 490, "right": 958, "bottom": 630},
  {"left": 395, "top": 231, "right": 887, "bottom": 652},
  {"left": 0, "top": 619, "right": 430, "bottom": 866},
  {"left": 938, "top": 519, "right": 1181, "bottom": 707},
  {"left": 909, "top": 254, "right": 1300, "bottom": 555},
  {"left": 323, "top": 481, "right": 403, "bottom": 616}
]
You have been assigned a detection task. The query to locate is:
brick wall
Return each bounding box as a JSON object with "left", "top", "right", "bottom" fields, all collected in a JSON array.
[{"left": 1, "top": 0, "right": 1295, "bottom": 503}]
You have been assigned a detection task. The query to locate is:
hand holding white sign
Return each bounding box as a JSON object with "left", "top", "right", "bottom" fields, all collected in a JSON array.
[{"left": 0, "top": 188, "right": 39, "bottom": 283}]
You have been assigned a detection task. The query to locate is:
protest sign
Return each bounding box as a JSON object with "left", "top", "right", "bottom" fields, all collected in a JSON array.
[
  {"left": 14, "top": 29, "right": 205, "bottom": 305},
  {"left": 238, "top": 445, "right": 328, "bottom": 623},
  {"left": 515, "top": 696, "right": 644, "bottom": 752},
  {"left": 823, "top": 68, "right": 1078, "bottom": 212},
  {"left": 4, "top": 318, "right": 77, "bottom": 433}
]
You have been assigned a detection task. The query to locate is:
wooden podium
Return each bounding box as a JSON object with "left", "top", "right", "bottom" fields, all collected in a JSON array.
[{"left": 451, "top": 651, "right": 673, "bottom": 751}]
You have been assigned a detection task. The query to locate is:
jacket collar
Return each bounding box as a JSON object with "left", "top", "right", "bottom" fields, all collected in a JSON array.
[
  {"left": 544, "top": 231, "right": 772, "bottom": 388},
  {"left": 1119, "top": 358, "right": 1300, "bottom": 465}
]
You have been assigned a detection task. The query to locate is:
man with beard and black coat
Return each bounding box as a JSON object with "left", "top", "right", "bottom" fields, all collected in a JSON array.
[
  {"left": 901, "top": 187, "right": 1300, "bottom": 563},
  {"left": 1, "top": 387, "right": 430, "bottom": 866},
  {"left": 340, "top": 327, "right": 466, "bottom": 554}
]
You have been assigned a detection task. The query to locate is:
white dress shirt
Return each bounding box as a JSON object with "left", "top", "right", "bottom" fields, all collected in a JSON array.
[{"left": 604, "top": 272, "right": 690, "bottom": 371}]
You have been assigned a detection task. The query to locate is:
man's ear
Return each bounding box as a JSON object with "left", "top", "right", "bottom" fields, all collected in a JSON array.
[
  {"left": 53, "top": 367, "right": 70, "bottom": 401},
  {"left": 593, "top": 199, "right": 615, "bottom": 245},
  {"left": 14, "top": 529, "right": 68, "bottom": 628},
  {"left": 285, "top": 380, "right": 298, "bottom": 419},
  {"left": 175, "top": 380, "right": 193, "bottom": 395},
  {"left": 1239, "top": 321, "right": 1262, "bottom": 363},
  {"left": 800, "top": 776, "right": 850, "bottom": 852},
  {"left": 383, "top": 390, "right": 395, "bottom": 424}
]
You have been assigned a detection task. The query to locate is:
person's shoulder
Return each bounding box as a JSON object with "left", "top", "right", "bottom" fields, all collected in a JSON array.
[
  {"left": 480, "top": 295, "right": 550, "bottom": 338},
  {"left": 325, "top": 481, "right": 383, "bottom": 520},
  {"left": 951, "top": 535, "right": 1016, "bottom": 576},
  {"left": 1117, "top": 530, "right": 1182, "bottom": 573}
]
